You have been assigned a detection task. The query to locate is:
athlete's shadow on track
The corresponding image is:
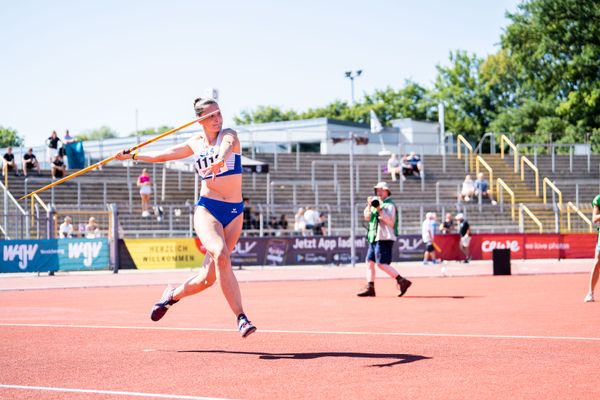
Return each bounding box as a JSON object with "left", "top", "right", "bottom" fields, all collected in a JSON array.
[
  {"left": 178, "top": 349, "right": 431, "bottom": 367},
  {"left": 401, "top": 296, "right": 481, "bottom": 299}
]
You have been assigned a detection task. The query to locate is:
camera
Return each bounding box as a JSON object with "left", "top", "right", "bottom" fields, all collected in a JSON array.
[{"left": 370, "top": 198, "right": 380, "bottom": 208}]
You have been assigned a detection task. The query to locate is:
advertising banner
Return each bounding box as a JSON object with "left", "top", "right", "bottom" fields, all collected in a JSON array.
[
  {"left": 123, "top": 238, "right": 206, "bottom": 269},
  {"left": 1, "top": 238, "right": 109, "bottom": 273},
  {"left": 434, "top": 233, "right": 596, "bottom": 261},
  {"left": 230, "top": 235, "right": 425, "bottom": 266}
]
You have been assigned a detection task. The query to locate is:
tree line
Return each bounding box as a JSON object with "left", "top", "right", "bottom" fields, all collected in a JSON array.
[{"left": 233, "top": 0, "right": 600, "bottom": 152}]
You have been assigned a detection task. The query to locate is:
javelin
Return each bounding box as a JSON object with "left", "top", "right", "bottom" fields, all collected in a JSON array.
[{"left": 19, "top": 109, "right": 219, "bottom": 200}]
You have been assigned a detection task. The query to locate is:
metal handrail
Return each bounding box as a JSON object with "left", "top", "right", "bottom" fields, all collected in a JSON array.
[
  {"left": 520, "top": 203, "right": 543, "bottom": 233},
  {"left": 542, "top": 177, "right": 563, "bottom": 208},
  {"left": 2, "top": 163, "right": 7, "bottom": 188},
  {"left": 456, "top": 134, "right": 474, "bottom": 172},
  {"left": 496, "top": 178, "right": 516, "bottom": 221},
  {"left": 473, "top": 132, "right": 497, "bottom": 155},
  {"left": 31, "top": 193, "right": 49, "bottom": 228},
  {"left": 500, "top": 134, "right": 519, "bottom": 173},
  {"left": 475, "top": 156, "right": 493, "bottom": 194},
  {"left": 520, "top": 156, "right": 539, "bottom": 196},
  {"left": 566, "top": 201, "right": 593, "bottom": 233}
]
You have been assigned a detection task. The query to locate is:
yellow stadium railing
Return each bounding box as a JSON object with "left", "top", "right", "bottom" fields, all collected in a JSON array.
[
  {"left": 457, "top": 134, "right": 474, "bottom": 172},
  {"left": 496, "top": 178, "right": 515, "bottom": 221},
  {"left": 520, "top": 155, "right": 539, "bottom": 196},
  {"left": 500, "top": 134, "right": 519, "bottom": 173},
  {"left": 542, "top": 177, "right": 563, "bottom": 208},
  {"left": 476, "top": 156, "right": 493, "bottom": 194},
  {"left": 520, "top": 204, "right": 543, "bottom": 233},
  {"left": 566, "top": 202, "right": 593, "bottom": 233},
  {"left": 30, "top": 193, "right": 49, "bottom": 228}
]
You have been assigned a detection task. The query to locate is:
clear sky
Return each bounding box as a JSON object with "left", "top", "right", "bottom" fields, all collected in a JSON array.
[{"left": 1, "top": 0, "right": 521, "bottom": 146}]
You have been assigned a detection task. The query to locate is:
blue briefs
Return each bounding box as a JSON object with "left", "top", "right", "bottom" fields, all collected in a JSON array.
[{"left": 196, "top": 197, "right": 244, "bottom": 228}]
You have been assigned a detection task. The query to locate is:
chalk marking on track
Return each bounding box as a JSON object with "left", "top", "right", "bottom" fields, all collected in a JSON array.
[
  {"left": 0, "top": 384, "right": 234, "bottom": 399},
  {"left": 1, "top": 322, "right": 599, "bottom": 342}
]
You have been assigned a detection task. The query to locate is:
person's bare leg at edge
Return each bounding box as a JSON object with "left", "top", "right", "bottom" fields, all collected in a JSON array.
[{"left": 150, "top": 209, "right": 256, "bottom": 337}]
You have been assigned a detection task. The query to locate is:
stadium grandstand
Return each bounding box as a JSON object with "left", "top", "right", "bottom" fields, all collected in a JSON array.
[{"left": 1, "top": 117, "right": 598, "bottom": 244}]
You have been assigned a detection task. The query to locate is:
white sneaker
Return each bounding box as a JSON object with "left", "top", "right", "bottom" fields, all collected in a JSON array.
[{"left": 584, "top": 292, "right": 594, "bottom": 302}]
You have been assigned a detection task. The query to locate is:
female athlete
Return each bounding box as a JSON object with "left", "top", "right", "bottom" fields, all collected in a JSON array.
[{"left": 115, "top": 98, "right": 256, "bottom": 337}]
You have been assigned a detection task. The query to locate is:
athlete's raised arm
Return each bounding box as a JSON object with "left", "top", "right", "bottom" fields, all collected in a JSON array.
[{"left": 115, "top": 141, "right": 193, "bottom": 163}]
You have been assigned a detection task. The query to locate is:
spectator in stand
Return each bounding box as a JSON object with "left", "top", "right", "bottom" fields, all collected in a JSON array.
[
  {"left": 460, "top": 175, "right": 475, "bottom": 202},
  {"left": 2, "top": 147, "right": 19, "bottom": 177},
  {"left": 386, "top": 153, "right": 401, "bottom": 181},
  {"left": 474, "top": 172, "right": 490, "bottom": 202},
  {"left": 22, "top": 148, "right": 41, "bottom": 177},
  {"left": 294, "top": 207, "right": 306, "bottom": 236},
  {"left": 407, "top": 151, "right": 422, "bottom": 177},
  {"left": 303, "top": 206, "right": 318, "bottom": 235},
  {"left": 46, "top": 130, "right": 62, "bottom": 166},
  {"left": 278, "top": 214, "right": 289, "bottom": 231},
  {"left": 63, "top": 129, "right": 77, "bottom": 144},
  {"left": 242, "top": 197, "right": 253, "bottom": 229},
  {"left": 137, "top": 168, "right": 152, "bottom": 217},
  {"left": 440, "top": 212, "right": 455, "bottom": 234},
  {"left": 85, "top": 217, "right": 101, "bottom": 238},
  {"left": 268, "top": 215, "right": 279, "bottom": 235},
  {"left": 59, "top": 216, "right": 73, "bottom": 238},
  {"left": 456, "top": 213, "right": 471, "bottom": 263},
  {"left": 51, "top": 154, "right": 66, "bottom": 179}
]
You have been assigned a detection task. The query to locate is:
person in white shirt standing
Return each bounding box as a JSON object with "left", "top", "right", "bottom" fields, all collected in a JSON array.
[{"left": 421, "top": 212, "right": 437, "bottom": 264}]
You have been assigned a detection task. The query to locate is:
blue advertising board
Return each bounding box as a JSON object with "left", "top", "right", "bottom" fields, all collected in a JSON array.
[{"left": 1, "top": 238, "right": 110, "bottom": 273}]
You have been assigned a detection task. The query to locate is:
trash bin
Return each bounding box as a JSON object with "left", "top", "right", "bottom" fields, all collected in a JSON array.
[{"left": 492, "top": 248, "right": 511, "bottom": 275}]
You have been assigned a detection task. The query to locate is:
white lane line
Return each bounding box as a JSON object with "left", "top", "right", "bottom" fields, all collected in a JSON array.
[
  {"left": 0, "top": 384, "right": 233, "bottom": 399},
  {"left": 0, "top": 322, "right": 599, "bottom": 342}
]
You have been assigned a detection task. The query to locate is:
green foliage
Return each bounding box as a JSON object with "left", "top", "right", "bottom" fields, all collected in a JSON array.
[
  {"left": 0, "top": 126, "right": 24, "bottom": 148},
  {"left": 76, "top": 126, "right": 118, "bottom": 141},
  {"left": 232, "top": 0, "right": 600, "bottom": 151}
]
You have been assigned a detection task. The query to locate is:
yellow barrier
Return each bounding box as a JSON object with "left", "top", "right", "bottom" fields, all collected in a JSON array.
[
  {"left": 496, "top": 178, "right": 516, "bottom": 220},
  {"left": 520, "top": 204, "right": 543, "bottom": 233},
  {"left": 30, "top": 194, "right": 49, "bottom": 228},
  {"left": 542, "top": 177, "right": 563, "bottom": 208},
  {"left": 475, "top": 156, "right": 493, "bottom": 194},
  {"left": 457, "top": 134, "right": 474, "bottom": 172},
  {"left": 520, "top": 156, "right": 539, "bottom": 196},
  {"left": 566, "top": 202, "right": 593, "bottom": 233},
  {"left": 500, "top": 134, "right": 518, "bottom": 173}
]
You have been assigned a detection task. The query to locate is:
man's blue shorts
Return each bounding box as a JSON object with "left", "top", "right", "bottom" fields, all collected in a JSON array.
[{"left": 366, "top": 240, "right": 394, "bottom": 265}]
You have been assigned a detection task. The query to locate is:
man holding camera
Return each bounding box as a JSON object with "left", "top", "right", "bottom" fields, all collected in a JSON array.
[{"left": 357, "top": 182, "right": 412, "bottom": 297}]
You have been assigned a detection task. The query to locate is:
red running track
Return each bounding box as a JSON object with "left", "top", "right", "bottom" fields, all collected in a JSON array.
[{"left": 0, "top": 273, "right": 598, "bottom": 399}]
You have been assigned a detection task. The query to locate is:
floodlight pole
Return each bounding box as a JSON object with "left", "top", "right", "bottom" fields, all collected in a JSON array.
[
  {"left": 344, "top": 70, "right": 363, "bottom": 105},
  {"left": 349, "top": 131, "right": 356, "bottom": 267}
]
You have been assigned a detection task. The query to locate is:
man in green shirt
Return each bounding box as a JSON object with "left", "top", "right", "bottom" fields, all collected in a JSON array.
[
  {"left": 584, "top": 194, "right": 600, "bottom": 302},
  {"left": 357, "top": 181, "right": 412, "bottom": 297}
]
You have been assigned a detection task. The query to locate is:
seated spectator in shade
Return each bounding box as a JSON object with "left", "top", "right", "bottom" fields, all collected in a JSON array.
[
  {"left": 474, "top": 172, "right": 489, "bottom": 200},
  {"left": 407, "top": 151, "right": 422, "bottom": 177},
  {"left": 2, "top": 147, "right": 19, "bottom": 176},
  {"left": 460, "top": 174, "right": 475, "bottom": 202},
  {"left": 85, "top": 217, "right": 101, "bottom": 238},
  {"left": 51, "top": 154, "right": 66, "bottom": 179},
  {"left": 59, "top": 216, "right": 74, "bottom": 238},
  {"left": 440, "top": 213, "right": 455, "bottom": 234},
  {"left": 22, "top": 148, "right": 41, "bottom": 177},
  {"left": 387, "top": 153, "right": 401, "bottom": 181},
  {"left": 278, "top": 214, "right": 289, "bottom": 231}
]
